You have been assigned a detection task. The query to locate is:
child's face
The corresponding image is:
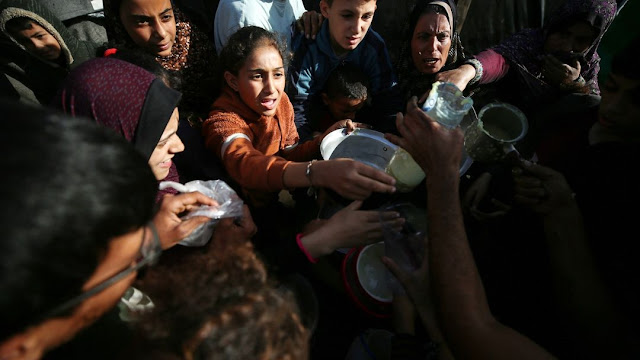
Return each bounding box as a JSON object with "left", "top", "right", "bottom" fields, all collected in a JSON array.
[
  {"left": 224, "top": 45, "right": 285, "bottom": 117},
  {"left": 320, "top": 0, "right": 376, "bottom": 56},
  {"left": 322, "top": 94, "right": 366, "bottom": 120},
  {"left": 119, "top": 0, "right": 177, "bottom": 57},
  {"left": 13, "top": 22, "right": 61, "bottom": 61}
]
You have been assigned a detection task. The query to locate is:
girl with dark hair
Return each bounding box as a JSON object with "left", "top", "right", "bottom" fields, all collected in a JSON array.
[
  {"left": 202, "top": 25, "right": 403, "bottom": 270},
  {"left": 103, "top": 0, "right": 218, "bottom": 120},
  {"left": 395, "top": 0, "right": 470, "bottom": 100}
]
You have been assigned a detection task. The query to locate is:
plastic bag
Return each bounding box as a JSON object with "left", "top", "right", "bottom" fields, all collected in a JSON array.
[
  {"left": 379, "top": 202, "right": 426, "bottom": 296},
  {"left": 158, "top": 180, "right": 244, "bottom": 247}
]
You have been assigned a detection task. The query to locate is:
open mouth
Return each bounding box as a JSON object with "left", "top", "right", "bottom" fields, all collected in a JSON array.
[
  {"left": 422, "top": 58, "right": 438, "bottom": 65},
  {"left": 261, "top": 98, "right": 277, "bottom": 110}
]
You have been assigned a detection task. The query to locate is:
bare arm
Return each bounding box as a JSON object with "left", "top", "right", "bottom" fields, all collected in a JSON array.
[{"left": 386, "top": 97, "right": 555, "bottom": 360}]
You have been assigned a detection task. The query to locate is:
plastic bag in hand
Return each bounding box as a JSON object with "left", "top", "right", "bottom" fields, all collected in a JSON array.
[{"left": 158, "top": 180, "right": 244, "bottom": 247}]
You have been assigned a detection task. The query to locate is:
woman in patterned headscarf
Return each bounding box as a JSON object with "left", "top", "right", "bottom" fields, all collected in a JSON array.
[
  {"left": 103, "top": 0, "right": 218, "bottom": 121},
  {"left": 438, "top": 0, "right": 617, "bottom": 112},
  {"left": 55, "top": 57, "right": 185, "bottom": 201},
  {"left": 395, "top": 0, "right": 470, "bottom": 100}
]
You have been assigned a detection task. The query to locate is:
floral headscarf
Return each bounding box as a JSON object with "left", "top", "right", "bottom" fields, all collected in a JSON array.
[
  {"left": 493, "top": 0, "right": 617, "bottom": 96},
  {"left": 103, "top": 0, "right": 218, "bottom": 118}
]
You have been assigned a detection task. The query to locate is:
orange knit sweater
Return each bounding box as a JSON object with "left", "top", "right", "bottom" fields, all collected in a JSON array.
[{"left": 202, "top": 86, "right": 321, "bottom": 206}]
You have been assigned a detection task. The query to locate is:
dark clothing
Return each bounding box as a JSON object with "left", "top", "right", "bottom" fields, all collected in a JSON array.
[{"left": 0, "top": 0, "right": 101, "bottom": 104}]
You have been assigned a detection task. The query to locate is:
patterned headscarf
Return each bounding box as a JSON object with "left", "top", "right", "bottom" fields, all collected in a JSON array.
[
  {"left": 396, "top": 0, "right": 468, "bottom": 99},
  {"left": 493, "top": 0, "right": 617, "bottom": 95},
  {"left": 54, "top": 57, "right": 182, "bottom": 198},
  {"left": 103, "top": 0, "right": 218, "bottom": 118}
]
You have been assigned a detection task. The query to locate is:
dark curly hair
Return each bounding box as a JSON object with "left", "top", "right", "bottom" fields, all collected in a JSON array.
[
  {"left": 219, "top": 26, "right": 290, "bottom": 77},
  {"left": 134, "top": 236, "right": 308, "bottom": 359}
]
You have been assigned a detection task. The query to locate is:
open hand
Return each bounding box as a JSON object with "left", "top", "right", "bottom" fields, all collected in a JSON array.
[{"left": 385, "top": 97, "right": 463, "bottom": 176}]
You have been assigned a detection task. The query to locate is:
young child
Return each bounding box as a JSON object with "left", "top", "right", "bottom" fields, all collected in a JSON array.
[
  {"left": 0, "top": 0, "right": 100, "bottom": 103},
  {"left": 289, "top": 0, "right": 402, "bottom": 142},
  {"left": 201, "top": 26, "right": 402, "bottom": 266},
  {"left": 4, "top": 17, "right": 62, "bottom": 62},
  {"left": 313, "top": 63, "right": 370, "bottom": 136}
]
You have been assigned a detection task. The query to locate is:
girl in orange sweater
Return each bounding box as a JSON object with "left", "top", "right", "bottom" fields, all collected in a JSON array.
[{"left": 202, "top": 26, "right": 402, "bottom": 263}]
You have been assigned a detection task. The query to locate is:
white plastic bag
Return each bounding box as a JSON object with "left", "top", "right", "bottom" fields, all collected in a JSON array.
[{"left": 158, "top": 180, "right": 244, "bottom": 247}]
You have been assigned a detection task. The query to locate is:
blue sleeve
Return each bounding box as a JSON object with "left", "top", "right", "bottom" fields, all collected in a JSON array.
[
  {"left": 358, "top": 35, "right": 403, "bottom": 134},
  {"left": 288, "top": 35, "right": 315, "bottom": 143}
]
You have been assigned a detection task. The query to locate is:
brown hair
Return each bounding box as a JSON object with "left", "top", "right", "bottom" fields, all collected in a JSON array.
[{"left": 135, "top": 237, "right": 308, "bottom": 359}]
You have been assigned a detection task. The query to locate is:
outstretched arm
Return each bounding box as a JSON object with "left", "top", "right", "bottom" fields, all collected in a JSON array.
[{"left": 386, "top": 97, "right": 555, "bottom": 360}]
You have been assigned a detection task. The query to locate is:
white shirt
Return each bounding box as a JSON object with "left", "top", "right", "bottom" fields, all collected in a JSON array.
[{"left": 214, "top": 0, "right": 306, "bottom": 54}]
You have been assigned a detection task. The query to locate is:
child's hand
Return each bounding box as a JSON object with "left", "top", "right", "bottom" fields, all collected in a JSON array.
[
  {"left": 299, "top": 200, "right": 404, "bottom": 257},
  {"left": 313, "top": 159, "right": 396, "bottom": 200},
  {"left": 322, "top": 119, "right": 371, "bottom": 139}
]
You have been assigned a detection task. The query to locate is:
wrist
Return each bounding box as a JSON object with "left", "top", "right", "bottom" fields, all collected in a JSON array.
[
  {"left": 296, "top": 233, "right": 319, "bottom": 263},
  {"left": 461, "top": 60, "right": 482, "bottom": 85},
  {"left": 298, "top": 228, "right": 334, "bottom": 260},
  {"left": 305, "top": 159, "right": 317, "bottom": 187}
]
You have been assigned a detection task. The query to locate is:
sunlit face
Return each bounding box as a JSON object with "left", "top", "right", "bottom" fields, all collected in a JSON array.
[
  {"left": 322, "top": 95, "right": 366, "bottom": 120},
  {"left": 598, "top": 72, "right": 640, "bottom": 139},
  {"left": 320, "top": 0, "right": 376, "bottom": 56},
  {"left": 148, "top": 108, "right": 184, "bottom": 180},
  {"left": 411, "top": 12, "right": 451, "bottom": 74},
  {"left": 12, "top": 22, "right": 61, "bottom": 61},
  {"left": 225, "top": 45, "right": 285, "bottom": 117},
  {"left": 119, "top": 0, "right": 176, "bottom": 56},
  {"left": 544, "top": 20, "right": 597, "bottom": 55}
]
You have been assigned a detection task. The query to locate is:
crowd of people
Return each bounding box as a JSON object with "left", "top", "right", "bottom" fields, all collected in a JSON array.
[{"left": 1, "top": 0, "right": 637, "bottom": 359}]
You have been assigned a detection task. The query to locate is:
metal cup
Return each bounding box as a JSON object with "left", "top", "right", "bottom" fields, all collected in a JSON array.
[{"left": 463, "top": 103, "right": 528, "bottom": 163}]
